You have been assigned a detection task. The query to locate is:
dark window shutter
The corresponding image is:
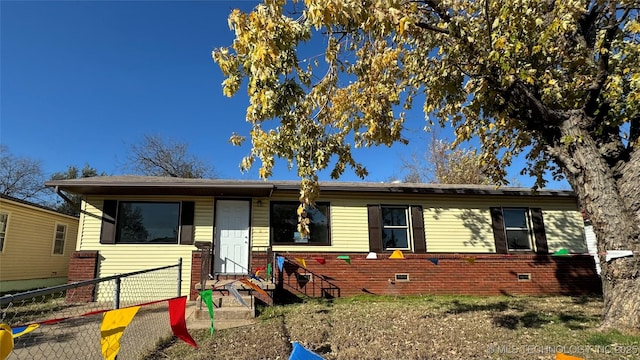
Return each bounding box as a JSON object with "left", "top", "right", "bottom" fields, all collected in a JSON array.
[
  {"left": 530, "top": 208, "right": 548, "bottom": 254},
  {"left": 180, "top": 201, "right": 195, "bottom": 245},
  {"left": 490, "top": 207, "right": 508, "bottom": 254},
  {"left": 411, "top": 206, "right": 427, "bottom": 253},
  {"left": 367, "top": 205, "right": 382, "bottom": 252},
  {"left": 100, "top": 200, "right": 117, "bottom": 244}
]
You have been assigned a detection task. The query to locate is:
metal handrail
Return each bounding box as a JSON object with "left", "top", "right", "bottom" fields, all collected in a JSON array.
[{"left": 274, "top": 254, "right": 341, "bottom": 299}]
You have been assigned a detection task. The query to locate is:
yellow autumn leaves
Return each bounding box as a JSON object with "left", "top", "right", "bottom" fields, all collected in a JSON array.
[{"left": 214, "top": 0, "right": 639, "bottom": 203}]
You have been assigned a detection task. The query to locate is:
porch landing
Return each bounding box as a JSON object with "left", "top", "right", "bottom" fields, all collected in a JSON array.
[{"left": 187, "top": 278, "right": 276, "bottom": 330}]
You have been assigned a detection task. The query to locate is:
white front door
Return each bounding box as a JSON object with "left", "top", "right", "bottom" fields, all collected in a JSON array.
[{"left": 214, "top": 200, "right": 250, "bottom": 274}]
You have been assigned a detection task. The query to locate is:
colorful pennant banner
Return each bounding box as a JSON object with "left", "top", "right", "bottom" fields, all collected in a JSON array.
[
  {"left": 239, "top": 278, "right": 270, "bottom": 298},
  {"left": 225, "top": 284, "right": 250, "bottom": 309},
  {"left": 296, "top": 258, "right": 307, "bottom": 268},
  {"left": 3, "top": 295, "right": 199, "bottom": 360},
  {"left": 11, "top": 324, "right": 39, "bottom": 338},
  {"left": 100, "top": 306, "right": 140, "bottom": 360},
  {"left": 277, "top": 256, "right": 285, "bottom": 271},
  {"left": 314, "top": 257, "right": 326, "bottom": 264},
  {"left": 553, "top": 248, "right": 570, "bottom": 256},
  {"left": 289, "top": 341, "right": 325, "bottom": 360},
  {"left": 389, "top": 250, "right": 404, "bottom": 259},
  {"left": 428, "top": 258, "right": 439, "bottom": 265},
  {"left": 366, "top": 252, "right": 377, "bottom": 259},
  {"left": 465, "top": 257, "right": 476, "bottom": 265},
  {"left": 254, "top": 266, "right": 266, "bottom": 277},
  {"left": 200, "top": 289, "right": 215, "bottom": 335},
  {"left": 337, "top": 255, "right": 351, "bottom": 264},
  {"left": 168, "top": 297, "right": 198, "bottom": 348},
  {"left": 605, "top": 250, "right": 634, "bottom": 262},
  {"left": 0, "top": 324, "right": 13, "bottom": 360}
]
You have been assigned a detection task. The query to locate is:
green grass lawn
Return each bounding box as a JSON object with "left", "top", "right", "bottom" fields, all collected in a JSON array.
[{"left": 144, "top": 295, "right": 639, "bottom": 360}]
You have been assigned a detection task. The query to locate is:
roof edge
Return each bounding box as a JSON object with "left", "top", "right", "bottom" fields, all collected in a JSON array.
[{"left": 44, "top": 176, "right": 575, "bottom": 197}]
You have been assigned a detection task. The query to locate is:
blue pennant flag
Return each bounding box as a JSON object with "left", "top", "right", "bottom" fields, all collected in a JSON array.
[
  {"left": 428, "top": 258, "right": 439, "bottom": 265},
  {"left": 277, "top": 256, "right": 285, "bottom": 271},
  {"left": 11, "top": 324, "right": 39, "bottom": 338},
  {"left": 289, "top": 342, "right": 325, "bottom": 360}
]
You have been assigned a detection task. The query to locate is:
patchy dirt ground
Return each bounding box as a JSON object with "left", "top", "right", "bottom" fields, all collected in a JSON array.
[{"left": 144, "top": 295, "right": 639, "bottom": 360}]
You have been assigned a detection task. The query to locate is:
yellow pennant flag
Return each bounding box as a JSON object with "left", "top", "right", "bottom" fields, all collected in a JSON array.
[
  {"left": 465, "top": 257, "right": 476, "bottom": 265},
  {"left": 101, "top": 306, "right": 140, "bottom": 360},
  {"left": 389, "top": 250, "right": 405, "bottom": 259},
  {"left": 556, "top": 353, "right": 584, "bottom": 360},
  {"left": 296, "top": 258, "right": 306, "bottom": 268},
  {"left": 0, "top": 324, "right": 14, "bottom": 360}
]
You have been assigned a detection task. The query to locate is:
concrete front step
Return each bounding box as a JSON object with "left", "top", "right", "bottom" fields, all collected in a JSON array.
[
  {"left": 193, "top": 306, "right": 255, "bottom": 321},
  {"left": 212, "top": 294, "right": 254, "bottom": 308},
  {"left": 185, "top": 302, "right": 255, "bottom": 330},
  {"left": 195, "top": 278, "right": 276, "bottom": 291}
]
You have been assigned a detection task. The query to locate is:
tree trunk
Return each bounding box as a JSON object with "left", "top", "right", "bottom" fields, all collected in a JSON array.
[{"left": 549, "top": 114, "right": 640, "bottom": 332}]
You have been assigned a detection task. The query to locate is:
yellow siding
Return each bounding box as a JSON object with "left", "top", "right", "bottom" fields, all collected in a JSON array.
[
  {"left": 0, "top": 198, "right": 78, "bottom": 284},
  {"left": 543, "top": 208, "right": 587, "bottom": 253},
  {"left": 253, "top": 191, "right": 586, "bottom": 254},
  {"left": 251, "top": 197, "right": 270, "bottom": 249},
  {"left": 195, "top": 199, "right": 214, "bottom": 242},
  {"left": 81, "top": 195, "right": 215, "bottom": 298}
]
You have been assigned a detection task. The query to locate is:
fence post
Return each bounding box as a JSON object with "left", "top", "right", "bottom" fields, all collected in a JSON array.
[
  {"left": 177, "top": 257, "right": 183, "bottom": 297},
  {"left": 114, "top": 277, "right": 121, "bottom": 309}
]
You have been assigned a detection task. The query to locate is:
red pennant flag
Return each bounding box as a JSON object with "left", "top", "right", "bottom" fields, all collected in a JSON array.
[
  {"left": 314, "top": 257, "right": 326, "bottom": 264},
  {"left": 168, "top": 297, "right": 198, "bottom": 348}
]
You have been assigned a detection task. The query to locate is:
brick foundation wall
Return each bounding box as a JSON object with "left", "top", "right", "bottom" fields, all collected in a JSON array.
[
  {"left": 65, "top": 251, "right": 99, "bottom": 303},
  {"left": 251, "top": 252, "right": 271, "bottom": 276},
  {"left": 269, "top": 252, "right": 602, "bottom": 298}
]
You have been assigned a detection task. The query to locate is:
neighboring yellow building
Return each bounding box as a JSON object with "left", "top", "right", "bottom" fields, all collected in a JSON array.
[{"left": 0, "top": 194, "right": 79, "bottom": 293}]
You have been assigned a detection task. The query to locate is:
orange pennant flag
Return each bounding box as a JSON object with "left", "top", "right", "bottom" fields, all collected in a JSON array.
[
  {"left": 239, "top": 278, "right": 269, "bottom": 298},
  {"left": 296, "top": 258, "right": 307, "bottom": 268},
  {"left": 465, "top": 257, "right": 475, "bottom": 265},
  {"left": 101, "top": 306, "right": 140, "bottom": 360},
  {"left": 556, "top": 353, "right": 584, "bottom": 360}
]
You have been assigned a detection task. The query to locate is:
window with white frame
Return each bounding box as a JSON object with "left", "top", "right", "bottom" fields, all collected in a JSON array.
[
  {"left": 53, "top": 224, "right": 67, "bottom": 255},
  {"left": 381, "top": 206, "right": 411, "bottom": 250},
  {"left": 0, "top": 213, "right": 8, "bottom": 253},
  {"left": 502, "top": 208, "right": 533, "bottom": 251}
]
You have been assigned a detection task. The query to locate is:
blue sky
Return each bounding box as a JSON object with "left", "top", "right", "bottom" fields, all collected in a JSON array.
[{"left": 1, "top": 0, "right": 569, "bottom": 188}]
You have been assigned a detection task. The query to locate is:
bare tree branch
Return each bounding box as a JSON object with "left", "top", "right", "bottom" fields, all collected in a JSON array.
[
  {"left": 0, "top": 145, "right": 46, "bottom": 201},
  {"left": 126, "top": 134, "right": 215, "bottom": 178},
  {"left": 414, "top": 22, "right": 450, "bottom": 34}
]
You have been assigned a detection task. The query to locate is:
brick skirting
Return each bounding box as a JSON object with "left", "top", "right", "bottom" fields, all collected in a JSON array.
[
  {"left": 65, "top": 251, "right": 99, "bottom": 303},
  {"left": 266, "top": 252, "right": 602, "bottom": 298}
]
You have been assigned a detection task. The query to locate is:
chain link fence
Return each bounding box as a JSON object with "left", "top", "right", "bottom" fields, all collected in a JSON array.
[{"left": 1, "top": 259, "right": 183, "bottom": 360}]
